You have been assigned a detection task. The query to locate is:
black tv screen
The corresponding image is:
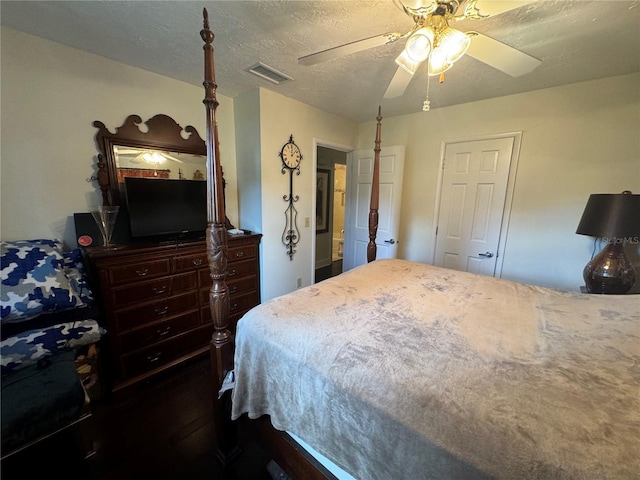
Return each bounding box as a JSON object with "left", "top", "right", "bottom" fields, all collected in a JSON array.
[{"left": 124, "top": 177, "right": 207, "bottom": 240}]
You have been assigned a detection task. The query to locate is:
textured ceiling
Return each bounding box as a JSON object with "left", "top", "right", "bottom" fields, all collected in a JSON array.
[{"left": 2, "top": 0, "right": 639, "bottom": 122}]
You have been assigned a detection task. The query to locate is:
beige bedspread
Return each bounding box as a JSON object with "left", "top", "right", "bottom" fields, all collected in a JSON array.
[{"left": 231, "top": 259, "right": 640, "bottom": 480}]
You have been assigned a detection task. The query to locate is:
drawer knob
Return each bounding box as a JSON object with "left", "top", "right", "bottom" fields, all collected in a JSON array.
[
  {"left": 227, "top": 269, "right": 237, "bottom": 277},
  {"left": 136, "top": 268, "right": 149, "bottom": 277},
  {"left": 152, "top": 285, "right": 168, "bottom": 295},
  {"left": 230, "top": 302, "right": 239, "bottom": 312},
  {"left": 229, "top": 286, "right": 237, "bottom": 294},
  {"left": 154, "top": 305, "right": 169, "bottom": 315},
  {"left": 235, "top": 251, "right": 245, "bottom": 258},
  {"left": 192, "top": 258, "right": 203, "bottom": 266},
  {"left": 146, "top": 352, "right": 162, "bottom": 363},
  {"left": 156, "top": 326, "right": 171, "bottom": 337}
]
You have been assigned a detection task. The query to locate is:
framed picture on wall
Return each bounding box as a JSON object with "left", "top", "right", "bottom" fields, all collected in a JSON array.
[{"left": 316, "top": 169, "right": 330, "bottom": 234}]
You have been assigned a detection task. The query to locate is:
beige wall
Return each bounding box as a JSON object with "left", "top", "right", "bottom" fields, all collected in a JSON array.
[
  {"left": 240, "top": 88, "right": 358, "bottom": 300},
  {"left": 3, "top": 27, "right": 638, "bottom": 295},
  {"left": 357, "top": 73, "right": 640, "bottom": 291},
  {"left": 1, "top": 28, "right": 238, "bottom": 247}
]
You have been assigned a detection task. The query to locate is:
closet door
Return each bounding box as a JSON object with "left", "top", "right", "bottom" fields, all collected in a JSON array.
[{"left": 343, "top": 145, "right": 405, "bottom": 271}]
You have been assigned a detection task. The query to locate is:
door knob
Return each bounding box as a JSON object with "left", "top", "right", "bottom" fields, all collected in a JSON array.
[
  {"left": 384, "top": 239, "right": 396, "bottom": 244},
  {"left": 478, "top": 251, "right": 494, "bottom": 258}
]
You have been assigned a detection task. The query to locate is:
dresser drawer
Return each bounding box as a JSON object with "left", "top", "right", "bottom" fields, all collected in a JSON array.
[
  {"left": 111, "top": 272, "right": 197, "bottom": 307},
  {"left": 120, "top": 324, "right": 213, "bottom": 379},
  {"left": 199, "top": 275, "right": 257, "bottom": 302},
  {"left": 118, "top": 311, "right": 201, "bottom": 354},
  {"left": 229, "top": 290, "right": 260, "bottom": 315},
  {"left": 198, "top": 258, "right": 256, "bottom": 285},
  {"left": 114, "top": 291, "right": 199, "bottom": 333},
  {"left": 228, "top": 275, "right": 258, "bottom": 296},
  {"left": 106, "top": 258, "right": 172, "bottom": 285},
  {"left": 226, "top": 258, "right": 257, "bottom": 279},
  {"left": 173, "top": 253, "right": 207, "bottom": 273},
  {"left": 201, "top": 290, "right": 259, "bottom": 322},
  {"left": 228, "top": 243, "right": 257, "bottom": 262}
]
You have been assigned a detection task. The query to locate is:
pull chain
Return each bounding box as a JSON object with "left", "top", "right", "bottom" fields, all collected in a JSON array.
[{"left": 423, "top": 71, "right": 431, "bottom": 112}]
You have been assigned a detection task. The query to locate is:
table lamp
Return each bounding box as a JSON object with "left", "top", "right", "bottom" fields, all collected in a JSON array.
[{"left": 576, "top": 191, "right": 640, "bottom": 294}]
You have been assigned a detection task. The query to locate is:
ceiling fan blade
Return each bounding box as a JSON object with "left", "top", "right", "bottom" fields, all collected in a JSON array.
[
  {"left": 383, "top": 67, "right": 414, "bottom": 99},
  {"left": 299, "top": 32, "right": 403, "bottom": 66},
  {"left": 466, "top": 32, "right": 541, "bottom": 77},
  {"left": 472, "top": 0, "right": 537, "bottom": 17},
  {"left": 117, "top": 147, "right": 184, "bottom": 164},
  {"left": 163, "top": 154, "right": 185, "bottom": 164}
]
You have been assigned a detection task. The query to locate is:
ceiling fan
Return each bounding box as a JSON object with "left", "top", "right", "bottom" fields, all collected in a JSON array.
[
  {"left": 114, "top": 147, "right": 185, "bottom": 165},
  {"left": 298, "top": 0, "right": 542, "bottom": 101}
]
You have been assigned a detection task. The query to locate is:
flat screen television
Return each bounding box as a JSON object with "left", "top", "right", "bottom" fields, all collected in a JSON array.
[{"left": 124, "top": 177, "right": 207, "bottom": 241}]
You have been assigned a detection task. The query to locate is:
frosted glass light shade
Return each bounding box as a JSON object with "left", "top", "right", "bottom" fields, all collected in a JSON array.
[
  {"left": 427, "top": 27, "right": 470, "bottom": 76},
  {"left": 405, "top": 27, "right": 434, "bottom": 62},
  {"left": 427, "top": 47, "right": 453, "bottom": 75},
  {"left": 438, "top": 27, "right": 471, "bottom": 64}
]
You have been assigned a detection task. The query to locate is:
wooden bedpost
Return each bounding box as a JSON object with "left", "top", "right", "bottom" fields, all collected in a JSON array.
[
  {"left": 201, "top": 8, "right": 240, "bottom": 465},
  {"left": 367, "top": 106, "right": 382, "bottom": 263}
]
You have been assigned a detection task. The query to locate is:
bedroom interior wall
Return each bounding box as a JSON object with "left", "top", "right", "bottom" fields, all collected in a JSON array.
[
  {"left": 253, "top": 88, "right": 358, "bottom": 301},
  {"left": 0, "top": 27, "right": 238, "bottom": 248},
  {"left": 356, "top": 73, "right": 640, "bottom": 292},
  {"left": 234, "top": 88, "right": 263, "bottom": 235},
  {"left": 4, "top": 28, "right": 637, "bottom": 297}
]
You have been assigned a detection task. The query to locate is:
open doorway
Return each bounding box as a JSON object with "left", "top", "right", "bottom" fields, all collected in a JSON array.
[
  {"left": 315, "top": 146, "right": 347, "bottom": 283},
  {"left": 332, "top": 164, "right": 347, "bottom": 262}
]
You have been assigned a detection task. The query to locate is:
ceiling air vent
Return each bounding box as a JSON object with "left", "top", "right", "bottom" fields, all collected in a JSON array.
[{"left": 247, "top": 63, "right": 293, "bottom": 85}]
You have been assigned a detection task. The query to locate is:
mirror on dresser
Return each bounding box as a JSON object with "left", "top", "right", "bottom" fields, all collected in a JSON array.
[
  {"left": 93, "top": 114, "right": 207, "bottom": 207},
  {"left": 92, "top": 114, "right": 232, "bottom": 244}
]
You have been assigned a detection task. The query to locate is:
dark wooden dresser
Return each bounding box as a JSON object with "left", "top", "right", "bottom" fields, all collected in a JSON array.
[{"left": 86, "top": 233, "right": 261, "bottom": 394}]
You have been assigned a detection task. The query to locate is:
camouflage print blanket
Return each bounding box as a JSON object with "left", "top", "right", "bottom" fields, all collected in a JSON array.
[
  {"left": 1, "top": 239, "right": 102, "bottom": 376},
  {"left": 1, "top": 320, "right": 103, "bottom": 376},
  {"left": 1, "top": 240, "right": 92, "bottom": 323}
]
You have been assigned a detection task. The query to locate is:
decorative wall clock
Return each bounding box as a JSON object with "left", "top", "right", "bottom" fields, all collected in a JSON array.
[{"left": 280, "top": 134, "right": 302, "bottom": 260}]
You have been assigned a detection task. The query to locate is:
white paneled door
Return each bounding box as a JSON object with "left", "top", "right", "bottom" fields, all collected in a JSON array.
[
  {"left": 343, "top": 146, "right": 405, "bottom": 271},
  {"left": 434, "top": 135, "right": 517, "bottom": 276}
]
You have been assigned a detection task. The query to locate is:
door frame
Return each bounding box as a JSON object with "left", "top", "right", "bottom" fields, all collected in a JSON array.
[
  {"left": 430, "top": 131, "right": 523, "bottom": 278},
  {"left": 312, "top": 138, "right": 355, "bottom": 282}
]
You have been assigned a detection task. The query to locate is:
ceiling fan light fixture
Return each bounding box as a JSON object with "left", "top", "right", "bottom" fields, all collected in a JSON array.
[
  {"left": 395, "top": 49, "right": 421, "bottom": 74},
  {"left": 142, "top": 152, "right": 166, "bottom": 165},
  {"left": 404, "top": 26, "right": 434, "bottom": 62},
  {"left": 437, "top": 27, "right": 471, "bottom": 64},
  {"left": 427, "top": 47, "right": 453, "bottom": 75}
]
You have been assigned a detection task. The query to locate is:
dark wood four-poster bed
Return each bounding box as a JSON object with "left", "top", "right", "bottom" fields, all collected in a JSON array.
[{"left": 198, "top": 10, "right": 639, "bottom": 480}]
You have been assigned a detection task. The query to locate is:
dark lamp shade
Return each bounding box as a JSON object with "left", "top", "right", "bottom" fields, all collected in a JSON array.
[{"left": 576, "top": 193, "right": 640, "bottom": 239}]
